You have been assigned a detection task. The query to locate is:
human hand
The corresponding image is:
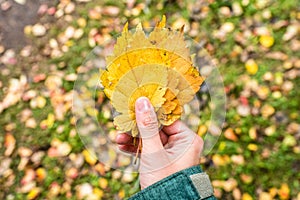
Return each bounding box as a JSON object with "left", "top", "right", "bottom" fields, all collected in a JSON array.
[{"left": 116, "top": 97, "right": 203, "bottom": 189}]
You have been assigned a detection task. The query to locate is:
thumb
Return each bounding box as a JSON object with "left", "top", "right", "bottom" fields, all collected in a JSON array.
[{"left": 135, "top": 97, "right": 164, "bottom": 154}]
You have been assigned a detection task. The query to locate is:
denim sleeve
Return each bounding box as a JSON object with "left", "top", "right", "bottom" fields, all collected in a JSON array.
[{"left": 129, "top": 165, "right": 217, "bottom": 200}]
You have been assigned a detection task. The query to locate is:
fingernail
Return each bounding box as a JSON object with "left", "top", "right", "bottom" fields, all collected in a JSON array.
[{"left": 136, "top": 97, "right": 151, "bottom": 112}]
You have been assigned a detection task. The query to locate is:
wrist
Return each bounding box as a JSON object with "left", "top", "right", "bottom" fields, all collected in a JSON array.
[
  {"left": 130, "top": 165, "right": 216, "bottom": 200},
  {"left": 140, "top": 161, "right": 200, "bottom": 189}
]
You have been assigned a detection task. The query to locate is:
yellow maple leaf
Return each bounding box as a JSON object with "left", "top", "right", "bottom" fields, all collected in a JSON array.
[{"left": 99, "top": 16, "right": 204, "bottom": 136}]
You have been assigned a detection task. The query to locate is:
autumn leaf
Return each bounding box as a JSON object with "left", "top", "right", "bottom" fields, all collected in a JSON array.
[{"left": 100, "top": 16, "right": 204, "bottom": 137}]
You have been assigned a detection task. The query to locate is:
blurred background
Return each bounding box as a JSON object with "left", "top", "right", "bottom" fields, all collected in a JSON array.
[{"left": 0, "top": 0, "right": 299, "bottom": 199}]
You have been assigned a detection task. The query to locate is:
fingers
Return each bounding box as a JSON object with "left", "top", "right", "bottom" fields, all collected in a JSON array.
[
  {"left": 118, "top": 144, "right": 138, "bottom": 154},
  {"left": 163, "top": 120, "right": 201, "bottom": 152},
  {"left": 116, "top": 131, "right": 168, "bottom": 146},
  {"left": 116, "top": 133, "right": 133, "bottom": 145},
  {"left": 116, "top": 133, "right": 139, "bottom": 154},
  {"left": 135, "top": 97, "right": 164, "bottom": 153},
  {"left": 116, "top": 129, "right": 168, "bottom": 154},
  {"left": 159, "top": 130, "right": 168, "bottom": 146},
  {"left": 162, "top": 120, "right": 191, "bottom": 135}
]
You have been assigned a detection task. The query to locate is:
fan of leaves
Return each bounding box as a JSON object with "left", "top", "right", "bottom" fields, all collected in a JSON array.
[{"left": 100, "top": 16, "right": 204, "bottom": 137}]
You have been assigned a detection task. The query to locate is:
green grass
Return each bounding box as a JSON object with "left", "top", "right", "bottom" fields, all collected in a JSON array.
[{"left": 0, "top": 0, "right": 299, "bottom": 199}]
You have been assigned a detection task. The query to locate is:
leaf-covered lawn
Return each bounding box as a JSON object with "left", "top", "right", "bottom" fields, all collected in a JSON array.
[{"left": 0, "top": 0, "right": 299, "bottom": 199}]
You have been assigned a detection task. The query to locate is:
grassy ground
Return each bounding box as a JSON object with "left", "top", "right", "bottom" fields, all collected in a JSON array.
[{"left": 0, "top": 0, "right": 299, "bottom": 199}]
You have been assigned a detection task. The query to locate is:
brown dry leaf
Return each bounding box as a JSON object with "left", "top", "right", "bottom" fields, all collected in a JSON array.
[
  {"left": 231, "top": 155, "right": 245, "bottom": 165},
  {"left": 224, "top": 128, "right": 238, "bottom": 141},
  {"left": 25, "top": 118, "right": 37, "bottom": 129},
  {"left": 223, "top": 178, "right": 238, "bottom": 192},
  {"left": 240, "top": 174, "right": 253, "bottom": 184},
  {"left": 265, "top": 51, "right": 288, "bottom": 60},
  {"left": 261, "top": 104, "right": 275, "bottom": 118},
  {"left": 233, "top": 188, "right": 242, "bottom": 200},
  {"left": 0, "top": 76, "right": 28, "bottom": 113},
  {"left": 48, "top": 139, "right": 71, "bottom": 157},
  {"left": 212, "top": 154, "right": 230, "bottom": 166},
  {"left": 98, "top": 178, "right": 108, "bottom": 189},
  {"left": 100, "top": 16, "right": 203, "bottom": 136},
  {"left": 21, "top": 169, "right": 35, "bottom": 185},
  {"left": 258, "top": 192, "right": 272, "bottom": 200},
  {"left": 4, "top": 133, "right": 16, "bottom": 156},
  {"left": 102, "top": 6, "right": 120, "bottom": 16}
]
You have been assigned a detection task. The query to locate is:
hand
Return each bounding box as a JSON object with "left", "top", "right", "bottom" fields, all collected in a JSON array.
[{"left": 116, "top": 97, "right": 204, "bottom": 189}]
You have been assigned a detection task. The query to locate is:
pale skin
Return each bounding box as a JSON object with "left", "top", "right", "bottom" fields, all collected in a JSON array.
[{"left": 116, "top": 97, "right": 204, "bottom": 189}]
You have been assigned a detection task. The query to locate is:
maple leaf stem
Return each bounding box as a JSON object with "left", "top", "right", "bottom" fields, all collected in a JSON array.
[{"left": 133, "top": 137, "right": 142, "bottom": 165}]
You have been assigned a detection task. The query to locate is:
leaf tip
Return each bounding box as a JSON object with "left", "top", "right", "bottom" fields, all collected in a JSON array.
[
  {"left": 180, "top": 25, "right": 185, "bottom": 34},
  {"left": 156, "top": 15, "right": 166, "bottom": 28},
  {"left": 123, "top": 22, "right": 129, "bottom": 33},
  {"left": 136, "top": 22, "right": 143, "bottom": 31}
]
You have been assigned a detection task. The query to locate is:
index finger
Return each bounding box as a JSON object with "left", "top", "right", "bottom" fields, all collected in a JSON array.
[{"left": 162, "top": 120, "right": 192, "bottom": 135}]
